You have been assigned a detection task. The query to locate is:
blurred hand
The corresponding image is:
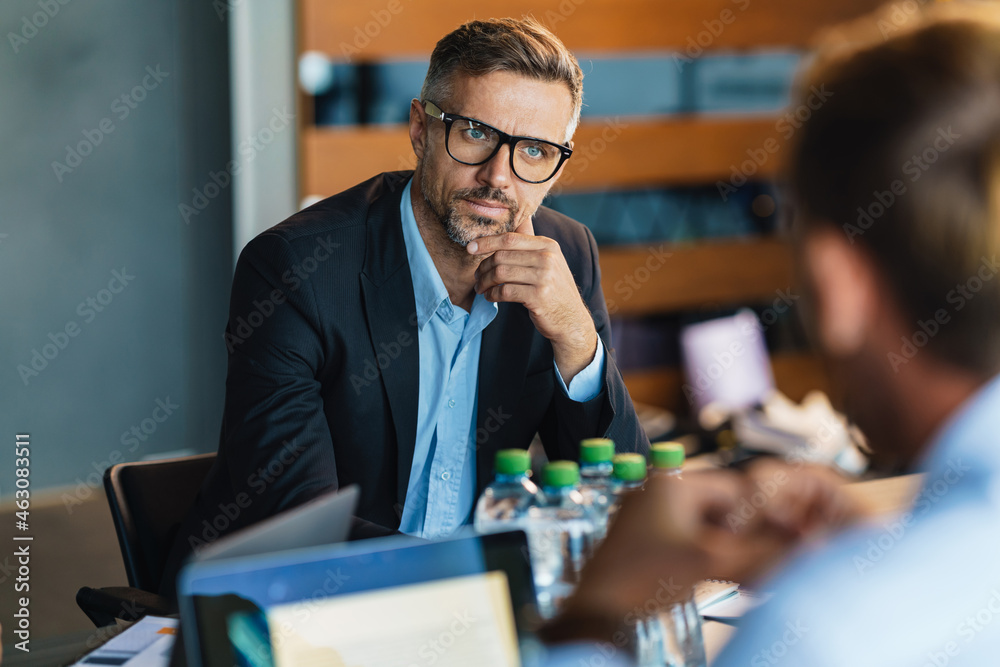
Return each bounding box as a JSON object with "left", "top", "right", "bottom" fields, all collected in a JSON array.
[
  {"left": 542, "top": 461, "right": 862, "bottom": 645},
  {"left": 743, "top": 458, "right": 861, "bottom": 538}
]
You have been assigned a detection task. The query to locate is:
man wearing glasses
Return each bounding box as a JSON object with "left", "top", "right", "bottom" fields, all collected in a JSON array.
[{"left": 163, "top": 17, "right": 647, "bottom": 592}]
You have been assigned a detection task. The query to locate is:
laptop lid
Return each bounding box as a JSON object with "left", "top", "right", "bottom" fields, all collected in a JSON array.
[
  {"left": 177, "top": 529, "right": 537, "bottom": 667},
  {"left": 192, "top": 485, "right": 359, "bottom": 563}
]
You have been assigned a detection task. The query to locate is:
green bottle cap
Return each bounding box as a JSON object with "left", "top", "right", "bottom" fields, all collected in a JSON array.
[
  {"left": 651, "top": 442, "right": 685, "bottom": 469},
  {"left": 495, "top": 449, "right": 531, "bottom": 476},
  {"left": 543, "top": 461, "right": 580, "bottom": 487},
  {"left": 579, "top": 438, "right": 615, "bottom": 463},
  {"left": 612, "top": 453, "right": 647, "bottom": 482}
]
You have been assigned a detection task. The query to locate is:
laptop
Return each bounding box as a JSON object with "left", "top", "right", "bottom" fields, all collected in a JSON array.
[
  {"left": 176, "top": 529, "right": 538, "bottom": 667},
  {"left": 192, "top": 484, "right": 360, "bottom": 562}
]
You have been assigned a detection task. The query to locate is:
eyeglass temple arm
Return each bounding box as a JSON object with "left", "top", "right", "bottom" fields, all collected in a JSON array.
[{"left": 422, "top": 100, "right": 444, "bottom": 120}]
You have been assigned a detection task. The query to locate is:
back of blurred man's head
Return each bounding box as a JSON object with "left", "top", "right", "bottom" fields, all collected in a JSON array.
[{"left": 789, "top": 5, "right": 1000, "bottom": 376}]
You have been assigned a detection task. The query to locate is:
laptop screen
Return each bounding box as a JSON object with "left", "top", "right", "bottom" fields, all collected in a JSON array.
[{"left": 178, "top": 529, "right": 537, "bottom": 667}]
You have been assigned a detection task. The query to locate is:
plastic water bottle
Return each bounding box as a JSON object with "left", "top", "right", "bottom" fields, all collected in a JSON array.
[
  {"left": 646, "top": 442, "right": 707, "bottom": 667},
  {"left": 473, "top": 449, "right": 541, "bottom": 534},
  {"left": 578, "top": 438, "right": 615, "bottom": 540},
  {"left": 606, "top": 453, "right": 646, "bottom": 529},
  {"left": 526, "top": 461, "right": 594, "bottom": 619},
  {"left": 650, "top": 441, "right": 685, "bottom": 479}
]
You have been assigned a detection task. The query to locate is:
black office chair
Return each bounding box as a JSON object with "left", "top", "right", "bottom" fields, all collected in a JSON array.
[{"left": 77, "top": 452, "right": 216, "bottom": 627}]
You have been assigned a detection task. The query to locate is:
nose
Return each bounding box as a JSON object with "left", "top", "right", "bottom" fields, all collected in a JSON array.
[{"left": 475, "top": 141, "right": 514, "bottom": 190}]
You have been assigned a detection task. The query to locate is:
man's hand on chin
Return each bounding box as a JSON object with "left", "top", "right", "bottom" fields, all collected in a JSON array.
[{"left": 467, "top": 215, "right": 598, "bottom": 383}]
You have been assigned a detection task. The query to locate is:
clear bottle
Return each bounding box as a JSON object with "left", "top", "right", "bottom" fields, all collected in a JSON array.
[
  {"left": 473, "top": 449, "right": 541, "bottom": 534},
  {"left": 650, "top": 441, "right": 686, "bottom": 479},
  {"left": 578, "top": 438, "right": 616, "bottom": 541},
  {"left": 525, "top": 461, "right": 594, "bottom": 619},
  {"left": 606, "top": 453, "right": 646, "bottom": 528},
  {"left": 646, "top": 442, "right": 707, "bottom": 667}
]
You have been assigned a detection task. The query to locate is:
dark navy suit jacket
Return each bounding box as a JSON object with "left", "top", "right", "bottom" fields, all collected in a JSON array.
[{"left": 162, "top": 171, "right": 648, "bottom": 598}]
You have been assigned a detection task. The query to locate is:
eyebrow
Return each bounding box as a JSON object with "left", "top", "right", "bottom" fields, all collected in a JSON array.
[{"left": 453, "top": 112, "right": 566, "bottom": 146}]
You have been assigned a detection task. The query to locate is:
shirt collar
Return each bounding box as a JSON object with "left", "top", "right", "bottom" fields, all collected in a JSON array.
[{"left": 398, "top": 177, "right": 498, "bottom": 330}]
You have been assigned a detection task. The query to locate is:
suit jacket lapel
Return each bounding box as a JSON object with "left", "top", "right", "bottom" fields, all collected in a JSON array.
[{"left": 359, "top": 172, "right": 420, "bottom": 508}]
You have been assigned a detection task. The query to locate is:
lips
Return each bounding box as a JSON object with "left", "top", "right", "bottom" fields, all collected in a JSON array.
[{"left": 463, "top": 198, "right": 510, "bottom": 217}]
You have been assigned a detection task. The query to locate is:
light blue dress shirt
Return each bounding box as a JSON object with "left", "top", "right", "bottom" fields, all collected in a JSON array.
[
  {"left": 545, "top": 374, "right": 1000, "bottom": 666},
  {"left": 396, "top": 177, "right": 606, "bottom": 539},
  {"left": 712, "top": 372, "right": 1000, "bottom": 666}
]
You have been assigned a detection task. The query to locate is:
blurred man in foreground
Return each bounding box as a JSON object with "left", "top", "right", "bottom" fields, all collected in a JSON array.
[{"left": 543, "top": 5, "right": 1000, "bottom": 664}]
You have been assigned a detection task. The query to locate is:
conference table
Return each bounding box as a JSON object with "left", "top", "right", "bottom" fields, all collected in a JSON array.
[{"left": 2, "top": 474, "right": 923, "bottom": 667}]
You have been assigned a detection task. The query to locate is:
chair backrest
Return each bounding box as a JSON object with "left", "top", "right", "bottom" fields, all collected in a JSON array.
[{"left": 103, "top": 452, "right": 216, "bottom": 592}]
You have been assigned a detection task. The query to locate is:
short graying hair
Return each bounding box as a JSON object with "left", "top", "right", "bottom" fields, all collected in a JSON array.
[{"left": 420, "top": 17, "right": 584, "bottom": 142}]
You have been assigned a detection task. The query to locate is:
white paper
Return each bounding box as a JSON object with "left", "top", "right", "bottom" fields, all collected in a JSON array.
[
  {"left": 267, "top": 571, "right": 520, "bottom": 667},
  {"left": 72, "top": 615, "right": 178, "bottom": 667}
]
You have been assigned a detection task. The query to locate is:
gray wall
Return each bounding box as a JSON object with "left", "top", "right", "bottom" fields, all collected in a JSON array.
[{"left": 1, "top": 0, "right": 232, "bottom": 499}]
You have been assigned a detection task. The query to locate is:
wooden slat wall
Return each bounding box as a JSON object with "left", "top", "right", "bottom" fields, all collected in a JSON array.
[
  {"left": 598, "top": 239, "right": 794, "bottom": 315},
  {"left": 302, "top": 117, "right": 783, "bottom": 198},
  {"left": 623, "top": 352, "right": 829, "bottom": 413},
  {"left": 296, "top": 0, "right": 888, "bottom": 412},
  {"left": 301, "top": 0, "right": 886, "bottom": 58}
]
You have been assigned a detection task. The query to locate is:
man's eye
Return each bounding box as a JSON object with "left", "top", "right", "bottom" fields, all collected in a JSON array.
[
  {"left": 524, "top": 145, "right": 543, "bottom": 158},
  {"left": 468, "top": 128, "right": 486, "bottom": 140}
]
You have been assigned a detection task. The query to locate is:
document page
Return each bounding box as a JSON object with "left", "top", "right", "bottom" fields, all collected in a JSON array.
[
  {"left": 72, "top": 616, "right": 178, "bottom": 667},
  {"left": 266, "top": 571, "right": 520, "bottom": 667}
]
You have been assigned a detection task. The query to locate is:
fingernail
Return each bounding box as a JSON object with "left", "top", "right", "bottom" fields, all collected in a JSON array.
[{"left": 467, "top": 241, "right": 478, "bottom": 253}]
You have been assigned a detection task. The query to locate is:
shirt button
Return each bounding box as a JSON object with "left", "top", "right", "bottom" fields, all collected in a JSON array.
[
  {"left": 441, "top": 471, "right": 451, "bottom": 480},
  {"left": 448, "top": 399, "right": 456, "bottom": 408}
]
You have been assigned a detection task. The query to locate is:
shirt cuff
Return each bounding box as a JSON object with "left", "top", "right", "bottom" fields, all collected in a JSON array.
[{"left": 555, "top": 339, "right": 606, "bottom": 403}]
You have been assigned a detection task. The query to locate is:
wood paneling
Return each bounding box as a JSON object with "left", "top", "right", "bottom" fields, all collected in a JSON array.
[
  {"left": 301, "top": 0, "right": 885, "bottom": 60},
  {"left": 302, "top": 116, "right": 784, "bottom": 197},
  {"left": 623, "top": 351, "right": 827, "bottom": 413},
  {"left": 599, "top": 238, "right": 795, "bottom": 315}
]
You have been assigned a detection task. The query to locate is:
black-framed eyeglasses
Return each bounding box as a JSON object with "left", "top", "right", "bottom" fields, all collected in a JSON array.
[{"left": 422, "top": 100, "right": 573, "bottom": 184}]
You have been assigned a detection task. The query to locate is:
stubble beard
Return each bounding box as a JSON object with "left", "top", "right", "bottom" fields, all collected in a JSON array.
[{"left": 420, "top": 165, "right": 520, "bottom": 247}]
